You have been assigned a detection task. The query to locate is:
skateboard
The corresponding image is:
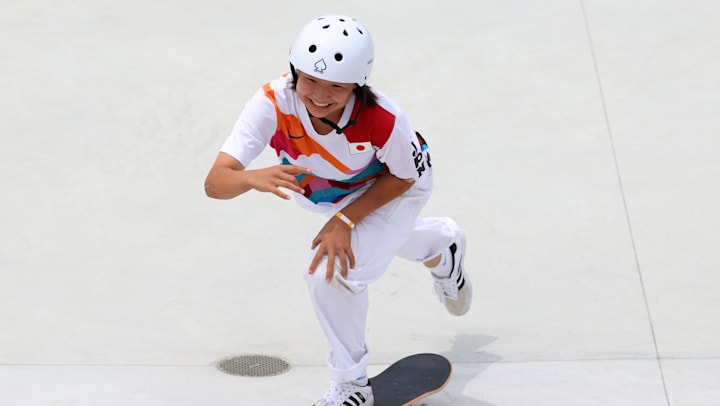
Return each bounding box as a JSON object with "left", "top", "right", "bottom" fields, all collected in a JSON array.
[{"left": 370, "top": 353, "right": 452, "bottom": 406}]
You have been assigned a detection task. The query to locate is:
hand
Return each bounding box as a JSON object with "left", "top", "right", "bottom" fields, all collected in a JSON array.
[
  {"left": 248, "top": 165, "right": 312, "bottom": 200},
  {"left": 308, "top": 216, "right": 355, "bottom": 282}
]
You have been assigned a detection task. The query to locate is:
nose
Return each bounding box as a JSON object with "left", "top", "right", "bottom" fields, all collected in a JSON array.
[{"left": 314, "top": 85, "right": 332, "bottom": 100}]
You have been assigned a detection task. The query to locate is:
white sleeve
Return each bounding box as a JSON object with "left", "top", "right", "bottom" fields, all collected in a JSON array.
[
  {"left": 220, "top": 89, "right": 277, "bottom": 168},
  {"left": 376, "top": 111, "right": 428, "bottom": 182}
]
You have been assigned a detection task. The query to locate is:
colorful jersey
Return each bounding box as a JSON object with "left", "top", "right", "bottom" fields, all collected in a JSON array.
[{"left": 220, "top": 74, "right": 430, "bottom": 213}]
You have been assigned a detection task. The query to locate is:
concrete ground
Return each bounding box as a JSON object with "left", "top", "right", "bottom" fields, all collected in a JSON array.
[{"left": 1, "top": 1, "right": 719, "bottom": 405}]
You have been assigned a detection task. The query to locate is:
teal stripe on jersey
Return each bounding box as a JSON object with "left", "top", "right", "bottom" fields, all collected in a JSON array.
[{"left": 282, "top": 158, "right": 386, "bottom": 204}]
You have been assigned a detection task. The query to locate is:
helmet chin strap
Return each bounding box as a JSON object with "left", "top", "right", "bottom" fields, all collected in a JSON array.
[
  {"left": 309, "top": 108, "right": 361, "bottom": 134},
  {"left": 308, "top": 90, "right": 367, "bottom": 134}
]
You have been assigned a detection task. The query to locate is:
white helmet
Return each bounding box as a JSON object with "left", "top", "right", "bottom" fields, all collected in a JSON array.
[{"left": 290, "top": 15, "right": 374, "bottom": 86}]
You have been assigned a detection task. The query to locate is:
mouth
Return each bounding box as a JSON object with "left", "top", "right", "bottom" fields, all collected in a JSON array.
[{"left": 309, "top": 98, "right": 332, "bottom": 108}]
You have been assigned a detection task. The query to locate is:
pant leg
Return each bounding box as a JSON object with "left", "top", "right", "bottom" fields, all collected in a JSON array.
[
  {"left": 396, "top": 217, "right": 459, "bottom": 262},
  {"left": 304, "top": 181, "right": 432, "bottom": 382},
  {"left": 305, "top": 267, "right": 371, "bottom": 382}
]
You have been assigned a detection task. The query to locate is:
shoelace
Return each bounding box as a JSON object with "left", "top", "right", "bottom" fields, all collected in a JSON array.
[{"left": 433, "top": 276, "right": 460, "bottom": 301}]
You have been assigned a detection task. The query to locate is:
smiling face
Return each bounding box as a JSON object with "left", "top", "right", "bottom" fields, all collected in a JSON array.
[{"left": 295, "top": 70, "right": 356, "bottom": 125}]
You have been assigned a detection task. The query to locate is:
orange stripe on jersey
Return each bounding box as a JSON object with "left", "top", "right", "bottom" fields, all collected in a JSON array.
[{"left": 262, "top": 83, "right": 350, "bottom": 173}]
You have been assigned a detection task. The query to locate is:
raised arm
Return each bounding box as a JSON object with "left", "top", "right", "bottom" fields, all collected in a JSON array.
[{"left": 204, "top": 152, "right": 311, "bottom": 200}]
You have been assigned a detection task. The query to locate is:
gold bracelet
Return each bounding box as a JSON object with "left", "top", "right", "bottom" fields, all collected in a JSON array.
[{"left": 335, "top": 211, "right": 355, "bottom": 229}]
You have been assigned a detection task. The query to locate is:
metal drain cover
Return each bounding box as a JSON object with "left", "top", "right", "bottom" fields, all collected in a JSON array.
[{"left": 217, "top": 354, "right": 291, "bottom": 377}]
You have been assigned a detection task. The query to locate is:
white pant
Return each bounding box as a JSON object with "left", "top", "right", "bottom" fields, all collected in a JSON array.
[{"left": 304, "top": 174, "right": 458, "bottom": 382}]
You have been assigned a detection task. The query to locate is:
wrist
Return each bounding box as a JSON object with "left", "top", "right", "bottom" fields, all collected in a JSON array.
[{"left": 335, "top": 211, "right": 356, "bottom": 229}]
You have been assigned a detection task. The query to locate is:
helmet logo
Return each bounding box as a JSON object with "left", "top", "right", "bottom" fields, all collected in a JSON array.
[{"left": 314, "top": 59, "right": 327, "bottom": 74}]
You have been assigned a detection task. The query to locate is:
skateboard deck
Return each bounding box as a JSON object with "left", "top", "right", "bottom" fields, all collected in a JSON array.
[{"left": 370, "top": 353, "right": 452, "bottom": 406}]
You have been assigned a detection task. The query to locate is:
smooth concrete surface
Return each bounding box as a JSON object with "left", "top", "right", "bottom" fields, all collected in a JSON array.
[{"left": 1, "top": 0, "right": 718, "bottom": 405}]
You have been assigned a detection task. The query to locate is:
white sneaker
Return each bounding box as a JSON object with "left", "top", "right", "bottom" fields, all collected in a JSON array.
[
  {"left": 313, "top": 380, "right": 373, "bottom": 406},
  {"left": 432, "top": 225, "right": 473, "bottom": 316}
]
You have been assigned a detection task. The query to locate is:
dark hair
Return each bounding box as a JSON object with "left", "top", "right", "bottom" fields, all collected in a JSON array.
[{"left": 289, "top": 64, "right": 378, "bottom": 107}]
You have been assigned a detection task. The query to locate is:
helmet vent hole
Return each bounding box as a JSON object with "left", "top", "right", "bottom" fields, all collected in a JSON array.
[
  {"left": 335, "top": 53, "right": 343, "bottom": 62},
  {"left": 322, "top": 25, "right": 330, "bottom": 29},
  {"left": 343, "top": 29, "right": 348, "bottom": 36},
  {"left": 339, "top": 18, "right": 346, "bottom": 22},
  {"left": 357, "top": 28, "right": 364, "bottom": 35},
  {"left": 309, "top": 45, "right": 317, "bottom": 53}
]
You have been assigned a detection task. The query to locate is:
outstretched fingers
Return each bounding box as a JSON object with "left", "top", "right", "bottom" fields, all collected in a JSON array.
[{"left": 257, "top": 165, "right": 311, "bottom": 199}]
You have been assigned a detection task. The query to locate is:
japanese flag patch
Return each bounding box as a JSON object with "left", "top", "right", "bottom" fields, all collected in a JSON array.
[{"left": 348, "top": 141, "right": 372, "bottom": 155}]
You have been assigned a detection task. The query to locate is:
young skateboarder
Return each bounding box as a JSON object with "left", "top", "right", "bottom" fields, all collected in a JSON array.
[{"left": 205, "top": 15, "right": 472, "bottom": 405}]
